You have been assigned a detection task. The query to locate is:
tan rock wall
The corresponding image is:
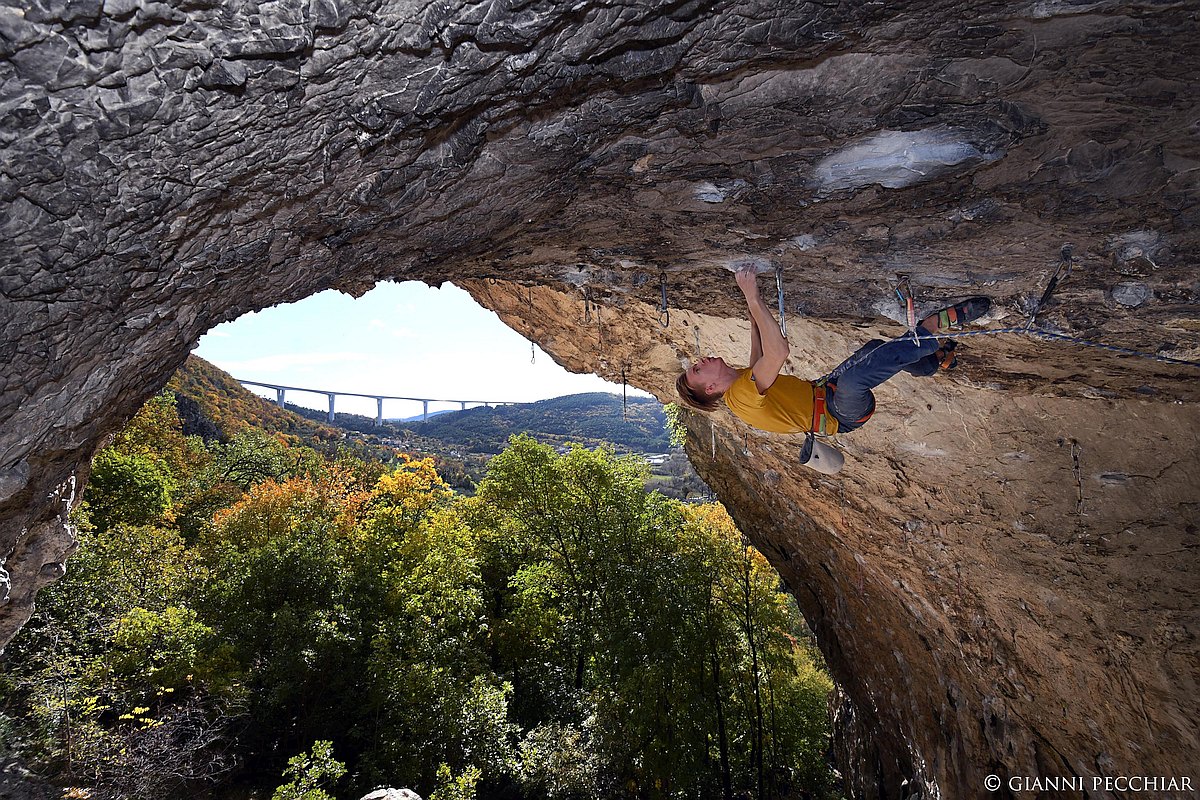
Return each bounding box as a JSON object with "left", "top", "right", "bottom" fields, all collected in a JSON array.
[{"left": 467, "top": 278, "right": 1199, "bottom": 796}]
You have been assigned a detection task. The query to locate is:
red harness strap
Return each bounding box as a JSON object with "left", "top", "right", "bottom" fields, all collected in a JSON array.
[
  {"left": 814, "top": 382, "right": 873, "bottom": 433},
  {"left": 811, "top": 384, "right": 830, "bottom": 434}
]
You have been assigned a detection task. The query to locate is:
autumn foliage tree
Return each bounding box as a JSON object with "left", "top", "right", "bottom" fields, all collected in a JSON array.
[{"left": 1, "top": 397, "right": 835, "bottom": 800}]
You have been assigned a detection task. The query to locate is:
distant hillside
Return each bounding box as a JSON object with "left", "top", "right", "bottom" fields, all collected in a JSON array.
[
  {"left": 163, "top": 356, "right": 433, "bottom": 470},
  {"left": 411, "top": 392, "right": 670, "bottom": 453},
  {"left": 287, "top": 392, "right": 671, "bottom": 455},
  {"left": 166, "top": 356, "right": 347, "bottom": 445},
  {"left": 164, "top": 358, "right": 704, "bottom": 497}
]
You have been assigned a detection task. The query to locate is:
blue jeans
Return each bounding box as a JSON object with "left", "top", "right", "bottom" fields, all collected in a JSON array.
[{"left": 826, "top": 330, "right": 940, "bottom": 431}]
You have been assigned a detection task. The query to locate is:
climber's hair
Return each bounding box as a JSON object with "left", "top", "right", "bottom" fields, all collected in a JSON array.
[{"left": 676, "top": 371, "right": 722, "bottom": 413}]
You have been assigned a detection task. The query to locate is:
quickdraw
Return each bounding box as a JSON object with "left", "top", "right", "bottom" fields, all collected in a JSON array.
[
  {"left": 659, "top": 273, "right": 670, "bottom": 328},
  {"left": 775, "top": 264, "right": 787, "bottom": 337},
  {"left": 1026, "top": 244, "right": 1074, "bottom": 330},
  {"left": 528, "top": 287, "right": 536, "bottom": 364},
  {"left": 896, "top": 275, "right": 918, "bottom": 342},
  {"left": 621, "top": 365, "right": 628, "bottom": 422}
]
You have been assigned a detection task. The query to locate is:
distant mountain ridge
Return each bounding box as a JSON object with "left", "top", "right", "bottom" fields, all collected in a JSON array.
[
  {"left": 165, "top": 356, "right": 702, "bottom": 497},
  {"left": 287, "top": 390, "right": 670, "bottom": 455},
  {"left": 168, "top": 357, "right": 670, "bottom": 457},
  {"left": 409, "top": 392, "right": 670, "bottom": 454},
  {"left": 167, "top": 356, "right": 346, "bottom": 444}
]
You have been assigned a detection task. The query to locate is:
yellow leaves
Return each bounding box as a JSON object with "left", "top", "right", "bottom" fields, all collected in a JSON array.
[
  {"left": 373, "top": 456, "right": 449, "bottom": 504},
  {"left": 210, "top": 457, "right": 453, "bottom": 549},
  {"left": 211, "top": 478, "right": 312, "bottom": 547},
  {"left": 117, "top": 706, "right": 161, "bottom": 729},
  {"left": 368, "top": 456, "right": 451, "bottom": 529},
  {"left": 681, "top": 501, "right": 739, "bottom": 539}
]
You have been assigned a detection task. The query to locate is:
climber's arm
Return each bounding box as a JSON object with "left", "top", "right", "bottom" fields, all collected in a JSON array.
[
  {"left": 748, "top": 309, "right": 763, "bottom": 367},
  {"left": 735, "top": 267, "right": 789, "bottom": 393}
]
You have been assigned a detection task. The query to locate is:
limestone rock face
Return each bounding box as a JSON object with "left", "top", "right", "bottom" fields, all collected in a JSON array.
[{"left": 1, "top": 1, "right": 1197, "bottom": 797}]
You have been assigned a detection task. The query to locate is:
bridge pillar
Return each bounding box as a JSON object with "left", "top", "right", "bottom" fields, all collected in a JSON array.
[
  {"left": 276, "top": 388, "right": 286, "bottom": 408},
  {"left": 422, "top": 400, "right": 429, "bottom": 422},
  {"left": 327, "top": 394, "right": 336, "bottom": 423},
  {"left": 376, "top": 398, "right": 384, "bottom": 427},
  {"left": 460, "top": 401, "right": 466, "bottom": 411}
]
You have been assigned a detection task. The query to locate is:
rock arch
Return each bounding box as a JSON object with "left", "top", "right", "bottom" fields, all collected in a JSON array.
[{"left": 2, "top": 1, "right": 1197, "bottom": 797}]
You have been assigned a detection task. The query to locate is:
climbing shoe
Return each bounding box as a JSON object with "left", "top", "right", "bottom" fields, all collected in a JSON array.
[
  {"left": 924, "top": 296, "right": 991, "bottom": 332},
  {"left": 936, "top": 340, "right": 958, "bottom": 370}
]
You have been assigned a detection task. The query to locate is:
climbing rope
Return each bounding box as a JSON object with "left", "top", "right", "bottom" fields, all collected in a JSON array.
[
  {"left": 979, "top": 325, "right": 1200, "bottom": 368},
  {"left": 822, "top": 323, "right": 1199, "bottom": 384}
]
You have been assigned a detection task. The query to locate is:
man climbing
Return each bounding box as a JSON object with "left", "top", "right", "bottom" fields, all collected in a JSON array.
[{"left": 676, "top": 266, "right": 989, "bottom": 472}]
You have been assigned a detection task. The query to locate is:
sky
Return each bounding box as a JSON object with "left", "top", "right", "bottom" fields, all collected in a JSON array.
[{"left": 194, "top": 281, "right": 651, "bottom": 420}]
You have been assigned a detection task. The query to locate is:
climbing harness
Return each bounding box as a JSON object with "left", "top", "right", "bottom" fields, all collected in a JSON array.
[
  {"left": 809, "top": 381, "right": 873, "bottom": 436},
  {"left": 775, "top": 264, "right": 787, "bottom": 337},
  {"left": 659, "top": 273, "right": 670, "bottom": 328},
  {"left": 1026, "top": 244, "right": 1073, "bottom": 330},
  {"left": 811, "top": 383, "right": 832, "bottom": 435}
]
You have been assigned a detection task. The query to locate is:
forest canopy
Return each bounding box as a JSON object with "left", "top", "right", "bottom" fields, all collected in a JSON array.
[{"left": 0, "top": 392, "right": 835, "bottom": 800}]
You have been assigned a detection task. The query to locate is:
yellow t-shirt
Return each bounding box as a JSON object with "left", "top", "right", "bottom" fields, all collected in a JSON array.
[{"left": 723, "top": 369, "right": 839, "bottom": 435}]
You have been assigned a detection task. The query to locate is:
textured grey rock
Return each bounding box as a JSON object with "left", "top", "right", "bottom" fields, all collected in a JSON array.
[
  {"left": 1, "top": 1, "right": 1198, "bottom": 798},
  {"left": 0, "top": 460, "right": 29, "bottom": 505},
  {"left": 1111, "top": 281, "right": 1151, "bottom": 308}
]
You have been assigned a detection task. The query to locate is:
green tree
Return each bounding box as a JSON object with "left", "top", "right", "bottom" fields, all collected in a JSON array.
[
  {"left": 273, "top": 740, "right": 346, "bottom": 800},
  {"left": 85, "top": 449, "right": 174, "bottom": 530},
  {"left": 208, "top": 428, "right": 295, "bottom": 490},
  {"left": 4, "top": 389, "right": 835, "bottom": 800},
  {"left": 473, "top": 436, "right": 834, "bottom": 799}
]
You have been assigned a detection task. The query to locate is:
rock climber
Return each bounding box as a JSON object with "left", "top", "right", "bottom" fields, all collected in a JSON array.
[{"left": 676, "top": 265, "right": 990, "bottom": 473}]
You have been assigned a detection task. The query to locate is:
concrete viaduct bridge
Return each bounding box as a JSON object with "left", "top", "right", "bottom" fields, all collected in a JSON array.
[{"left": 236, "top": 379, "right": 518, "bottom": 426}]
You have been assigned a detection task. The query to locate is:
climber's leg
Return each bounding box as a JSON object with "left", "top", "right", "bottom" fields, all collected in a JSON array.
[{"left": 827, "top": 328, "right": 940, "bottom": 428}]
